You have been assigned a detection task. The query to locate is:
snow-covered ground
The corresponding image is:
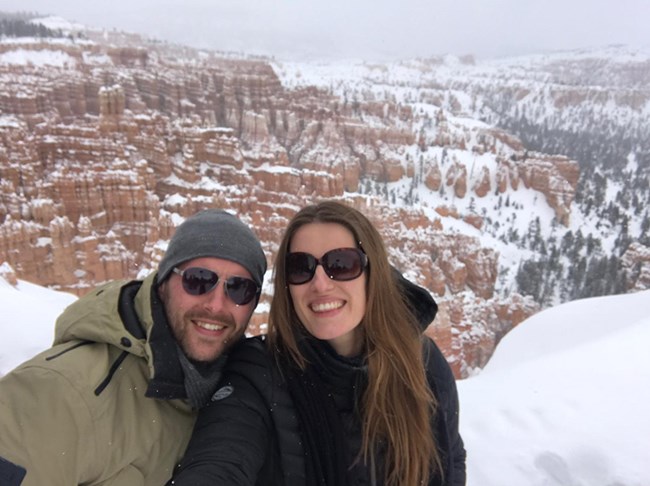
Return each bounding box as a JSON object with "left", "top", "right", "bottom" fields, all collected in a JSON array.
[
  {"left": 1, "top": 275, "right": 648, "bottom": 486},
  {"left": 458, "top": 289, "right": 650, "bottom": 485}
]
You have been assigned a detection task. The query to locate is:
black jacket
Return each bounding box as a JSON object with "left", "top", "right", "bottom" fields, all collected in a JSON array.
[{"left": 168, "top": 274, "right": 466, "bottom": 486}]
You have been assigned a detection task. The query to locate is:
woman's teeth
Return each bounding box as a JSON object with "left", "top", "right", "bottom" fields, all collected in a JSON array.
[{"left": 311, "top": 301, "right": 343, "bottom": 312}]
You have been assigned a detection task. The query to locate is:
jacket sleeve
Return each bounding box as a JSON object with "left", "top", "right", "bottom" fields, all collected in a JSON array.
[
  {"left": 445, "top": 372, "right": 467, "bottom": 486},
  {"left": 423, "top": 337, "right": 467, "bottom": 486},
  {"left": 0, "top": 365, "right": 96, "bottom": 486},
  {"left": 168, "top": 351, "right": 273, "bottom": 486}
]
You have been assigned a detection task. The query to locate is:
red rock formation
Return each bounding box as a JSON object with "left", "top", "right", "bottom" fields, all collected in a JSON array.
[
  {"left": 428, "top": 292, "right": 540, "bottom": 376},
  {"left": 621, "top": 242, "right": 650, "bottom": 291},
  {"left": 518, "top": 154, "right": 579, "bottom": 225},
  {"left": 435, "top": 205, "right": 460, "bottom": 219},
  {"left": 472, "top": 165, "right": 491, "bottom": 197},
  {"left": 496, "top": 158, "right": 520, "bottom": 192},
  {"left": 0, "top": 34, "right": 555, "bottom": 377},
  {"left": 0, "top": 262, "right": 17, "bottom": 286},
  {"left": 424, "top": 161, "right": 442, "bottom": 191},
  {"left": 446, "top": 162, "right": 467, "bottom": 198},
  {"left": 463, "top": 214, "right": 483, "bottom": 230}
]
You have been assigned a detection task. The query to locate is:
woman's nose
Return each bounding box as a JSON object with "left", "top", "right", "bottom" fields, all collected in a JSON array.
[{"left": 310, "top": 265, "right": 334, "bottom": 291}]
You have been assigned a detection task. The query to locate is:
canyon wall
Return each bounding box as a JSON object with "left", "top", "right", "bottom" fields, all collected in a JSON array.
[{"left": 0, "top": 35, "right": 598, "bottom": 376}]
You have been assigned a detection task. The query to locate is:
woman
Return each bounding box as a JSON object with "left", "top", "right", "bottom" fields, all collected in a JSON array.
[{"left": 168, "top": 201, "right": 466, "bottom": 485}]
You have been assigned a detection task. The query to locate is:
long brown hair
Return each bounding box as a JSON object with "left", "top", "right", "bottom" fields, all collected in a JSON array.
[{"left": 267, "top": 200, "right": 441, "bottom": 486}]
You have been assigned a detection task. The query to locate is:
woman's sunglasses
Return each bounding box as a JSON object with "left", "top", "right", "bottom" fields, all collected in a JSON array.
[
  {"left": 286, "top": 247, "right": 368, "bottom": 285},
  {"left": 172, "top": 267, "right": 259, "bottom": 305}
]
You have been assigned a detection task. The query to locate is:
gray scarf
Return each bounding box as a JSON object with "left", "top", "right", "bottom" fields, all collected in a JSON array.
[{"left": 177, "top": 346, "right": 227, "bottom": 409}]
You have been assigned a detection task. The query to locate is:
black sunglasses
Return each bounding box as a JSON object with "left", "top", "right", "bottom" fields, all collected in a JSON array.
[
  {"left": 172, "top": 267, "right": 259, "bottom": 305},
  {"left": 286, "top": 247, "right": 368, "bottom": 285}
]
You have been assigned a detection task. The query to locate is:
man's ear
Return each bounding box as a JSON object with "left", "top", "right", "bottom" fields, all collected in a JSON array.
[{"left": 156, "top": 279, "right": 167, "bottom": 303}]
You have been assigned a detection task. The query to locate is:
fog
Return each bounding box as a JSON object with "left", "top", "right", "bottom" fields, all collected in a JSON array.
[{"left": 1, "top": 0, "right": 649, "bottom": 60}]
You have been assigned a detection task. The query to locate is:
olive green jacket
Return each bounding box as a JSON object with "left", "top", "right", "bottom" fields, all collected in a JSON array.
[{"left": 0, "top": 273, "right": 196, "bottom": 485}]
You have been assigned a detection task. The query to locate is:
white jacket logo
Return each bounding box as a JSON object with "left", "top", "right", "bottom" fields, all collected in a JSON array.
[{"left": 211, "top": 385, "right": 234, "bottom": 401}]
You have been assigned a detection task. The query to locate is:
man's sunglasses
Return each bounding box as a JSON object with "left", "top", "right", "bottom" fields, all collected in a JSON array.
[
  {"left": 172, "top": 267, "right": 259, "bottom": 305},
  {"left": 286, "top": 247, "right": 368, "bottom": 285}
]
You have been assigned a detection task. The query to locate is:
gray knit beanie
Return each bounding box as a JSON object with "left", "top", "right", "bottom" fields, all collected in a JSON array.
[{"left": 157, "top": 209, "right": 267, "bottom": 290}]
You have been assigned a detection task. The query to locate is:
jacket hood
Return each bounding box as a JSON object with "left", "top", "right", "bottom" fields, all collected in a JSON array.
[
  {"left": 54, "top": 272, "right": 196, "bottom": 402},
  {"left": 392, "top": 267, "right": 438, "bottom": 332},
  {"left": 53, "top": 273, "right": 158, "bottom": 358}
]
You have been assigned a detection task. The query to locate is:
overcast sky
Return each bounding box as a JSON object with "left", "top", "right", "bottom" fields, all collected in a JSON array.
[{"left": 2, "top": 0, "right": 649, "bottom": 61}]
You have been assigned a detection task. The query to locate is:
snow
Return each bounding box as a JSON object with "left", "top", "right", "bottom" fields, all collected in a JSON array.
[
  {"left": 30, "top": 15, "right": 87, "bottom": 33},
  {"left": 1, "top": 272, "right": 648, "bottom": 485},
  {"left": 0, "top": 33, "right": 644, "bottom": 309},
  {"left": 0, "top": 48, "right": 77, "bottom": 68},
  {"left": 0, "top": 277, "right": 77, "bottom": 373},
  {"left": 0, "top": 115, "right": 21, "bottom": 128},
  {"left": 459, "top": 289, "right": 650, "bottom": 485},
  {"left": 267, "top": 50, "right": 650, "bottom": 305}
]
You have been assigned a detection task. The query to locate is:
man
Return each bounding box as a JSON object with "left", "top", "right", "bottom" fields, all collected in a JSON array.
[{"left": 0, "top": 209, "right": 267, "bottom": 486}]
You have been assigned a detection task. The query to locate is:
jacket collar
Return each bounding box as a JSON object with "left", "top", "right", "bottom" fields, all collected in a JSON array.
[{"left": 392, "top": 267, "right": 438, "bottom": 331}]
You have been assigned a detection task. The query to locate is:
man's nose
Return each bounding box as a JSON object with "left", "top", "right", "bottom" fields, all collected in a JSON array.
[{"left": 204, "top": 281, "right": 230, "bottom": 310}]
